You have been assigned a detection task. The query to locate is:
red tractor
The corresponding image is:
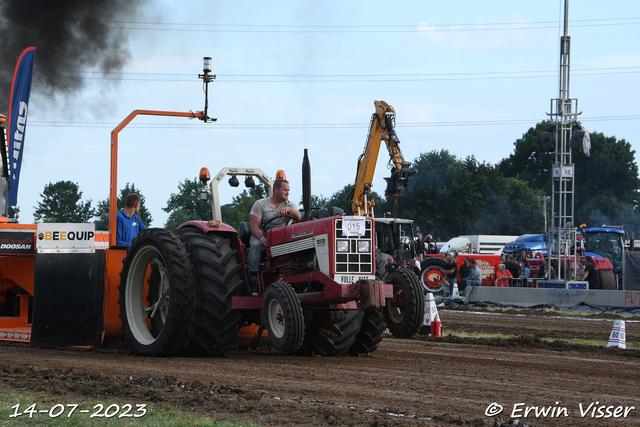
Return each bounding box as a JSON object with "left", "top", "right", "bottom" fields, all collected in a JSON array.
[
  {"left": 118, "top": 155, "right": 425, "bottom": 357},
  {"left": 0, "top": 65, "right": 424, "bottom": 356}
]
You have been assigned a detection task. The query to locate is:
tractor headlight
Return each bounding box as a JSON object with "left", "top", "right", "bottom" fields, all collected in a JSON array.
[
  {"left": 336, "top": 240, "right": 350, "bottom": 252},
  {"left": 357, "top": 240, "right": 370, "bottom": 253}
]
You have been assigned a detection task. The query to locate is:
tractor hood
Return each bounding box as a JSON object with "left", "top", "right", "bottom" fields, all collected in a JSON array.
[{"left": 268, "top": 217, "right": 333, "bottom": 246}]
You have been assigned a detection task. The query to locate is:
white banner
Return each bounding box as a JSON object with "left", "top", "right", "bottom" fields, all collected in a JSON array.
[{"left": 37, "top": 223, "right": 96, "bottom": 253}]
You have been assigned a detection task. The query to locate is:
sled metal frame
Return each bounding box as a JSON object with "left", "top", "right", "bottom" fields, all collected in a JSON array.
[{"left": 109, "top": 110, "right": 204, "bottom": 248}]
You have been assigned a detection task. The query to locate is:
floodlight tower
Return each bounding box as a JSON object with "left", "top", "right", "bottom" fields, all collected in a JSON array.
[{"left": 546, "top": 0, "right": 581, "bottom": 284}]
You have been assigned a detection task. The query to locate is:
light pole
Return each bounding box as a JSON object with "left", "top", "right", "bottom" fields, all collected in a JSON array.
[{"left": 537, "top": 196, "right": 551, "bottom": 233}]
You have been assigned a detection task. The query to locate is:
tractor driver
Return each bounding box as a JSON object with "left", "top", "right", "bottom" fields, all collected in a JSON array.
[
  {"left": 116, "top": 193, "right": 147, "bottom": 246},
  {"left": 247, "top": 179, "right": 302, "bottom": 295}
]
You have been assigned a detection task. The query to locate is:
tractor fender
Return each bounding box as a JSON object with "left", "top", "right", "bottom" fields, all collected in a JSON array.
[{"left": 177, "top": 220, "right": 237, "bottom": 235}]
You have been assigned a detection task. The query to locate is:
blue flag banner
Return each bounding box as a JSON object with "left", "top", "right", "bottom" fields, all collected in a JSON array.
[{"left": 7, "top": 47, "right": 36, "bottom": 206}]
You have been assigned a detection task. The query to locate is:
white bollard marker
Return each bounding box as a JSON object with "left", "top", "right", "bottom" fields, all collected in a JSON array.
[{"left": 607, "top": 320, "right": 626, "bottom": 349}]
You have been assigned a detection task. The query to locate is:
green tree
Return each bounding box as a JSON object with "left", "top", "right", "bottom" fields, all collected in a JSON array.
[
  {"left": 8, "top": 206, "right": 19, "bottom": 222},
  {"left": 34, "top": 181, "right": 94, "bottom": 223},
  {"left": 399, "top": 150, "right": 543, "bottom": 239},
  {"left": 399, "top": 150, "right": 478, "bottom": 239},
  {"left": 325, "top": 184, "right": 387, "bottom": 216},
  {"left": 162, "top": 177, "right": 212, "bottom": 229},
  {"left": 573, "top": 133, "right": 640, "bottom": 225},
  {"left": 326, "top": 184, "right": 353, "bottom": 214},
  {"left": 164, "top": 209, "right": 192, "bottom": 230},
  {"left": 499, "top": 123, "right": 640, "bottom": 229},
  {"left": 220, "top": 185, "right": 268, "bottom": 231},
  {"left": 299, "top": 194, "right": 329, "bottom": 219},
  {"left": 94, "top": 183, "right": 153, "bottom": 231},
  {"left": 370, "top": 191, "right": 392, "bottom": 217},
  {"left": 497, "top": 121, "right": 554, "bottom": 192},
  {"left": 469, "top": 176, "right": 544, "bottom": 235}
]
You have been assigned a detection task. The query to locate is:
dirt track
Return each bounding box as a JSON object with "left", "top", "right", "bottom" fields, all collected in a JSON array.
[{"left": 1, "top": 308, "right": 640, "bottom": 427}]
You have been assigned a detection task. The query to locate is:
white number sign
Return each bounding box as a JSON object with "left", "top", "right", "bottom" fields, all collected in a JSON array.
[{"left": 342, "top": 217, "right": 366, "bottom": 237}]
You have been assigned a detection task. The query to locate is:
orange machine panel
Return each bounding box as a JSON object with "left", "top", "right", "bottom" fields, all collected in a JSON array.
[{"left": 103, "top": 247, "right": 127, "bottom": 339}]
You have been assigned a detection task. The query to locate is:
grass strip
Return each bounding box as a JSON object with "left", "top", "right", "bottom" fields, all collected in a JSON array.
[
  {"left": 443, "top": 330, "right": 640, "bottom": 349},
  {"left": 476, "top": 306, "right": 640, "bottom": 318}
]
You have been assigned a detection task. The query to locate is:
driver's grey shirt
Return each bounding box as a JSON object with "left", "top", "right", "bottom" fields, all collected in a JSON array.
[{"left": 250, "top": 196, "right": 299, "bottom": 231}]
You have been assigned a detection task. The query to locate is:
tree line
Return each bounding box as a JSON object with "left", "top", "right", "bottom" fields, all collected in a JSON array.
[{"left": 25, "top": 122, "right": 640, "bottom": 240}]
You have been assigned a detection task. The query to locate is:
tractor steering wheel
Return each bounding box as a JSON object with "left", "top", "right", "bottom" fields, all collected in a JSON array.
[{"left": 261, "top": 214, "right": 298, "bottom": 235}]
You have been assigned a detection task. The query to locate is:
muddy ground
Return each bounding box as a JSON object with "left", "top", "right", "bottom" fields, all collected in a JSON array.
[{"left": 1, "top": 307, "right": 640, "bottom": 427}]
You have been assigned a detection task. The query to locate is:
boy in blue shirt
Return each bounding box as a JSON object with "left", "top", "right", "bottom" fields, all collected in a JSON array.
[{"left": 116, "top": 193, "right": 147, "bottom": 246}]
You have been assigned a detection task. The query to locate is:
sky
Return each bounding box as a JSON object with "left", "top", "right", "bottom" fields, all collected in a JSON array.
[{"left": 6, "top": 0, "right": 640, "bottom": 227}]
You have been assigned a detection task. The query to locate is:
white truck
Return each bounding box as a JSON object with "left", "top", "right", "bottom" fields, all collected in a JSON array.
[{"left": 439, "top": 235, "right": 518, "bottom": 255}]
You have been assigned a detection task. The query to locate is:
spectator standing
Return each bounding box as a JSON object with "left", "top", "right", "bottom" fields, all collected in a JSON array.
[
  {"left": 504, "top": 255, "right": 521, "bottom": 279},
  {"left": 385, "top": 256, "right": 397, "bottom": 273},
  {"left": 116, "top": 193, "right": 148, "bottom": 246},
  {"left": 444, "top": 254, "right": 458, "bottom": 297},
  {"left": 409, "top": 259, "right": 421, "bottom": 277},
  {"left": 577, "top": 258, "right": 587, "bottom": 280},
  {"left": 541, "top": 258, "right": 556, "bottom": 280},
  {"left": 519, "top": 249, "right": 528, "bottom": 262},
  {"left": 458, "top": 257, "right": 471, "bottom": 293},
  {"left": 520, "top": 259, "right": 531, "bottom": 287},
  {"left": 426, "top": 235, "right": 438, "bottom": 254},
  {"left": 582, "top": 256, "right": 601, "bottom": 289},
  {"left": 415, "top": 233, "right": 425, "bottom": 260}
]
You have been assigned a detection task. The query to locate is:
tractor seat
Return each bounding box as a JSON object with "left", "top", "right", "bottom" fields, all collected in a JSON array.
[{"left": 240, "top": 222, "right": 252, "bottom": 246}]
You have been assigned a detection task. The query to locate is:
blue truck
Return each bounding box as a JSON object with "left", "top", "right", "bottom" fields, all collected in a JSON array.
[{"left": 502, "top": 234, "right": 548, "bottom": 260}]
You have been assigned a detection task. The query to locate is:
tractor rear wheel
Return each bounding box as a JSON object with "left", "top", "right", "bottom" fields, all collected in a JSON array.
[
  {"left": 599, "top": 270, "right": 616, "bottom": 290},
  {"left": 177, "top": 228, "right": 244, "bottom": 357},
  {"left": 145, "top": 264, "right": 165, "bottom": 336},
  {"left": 383, "top": 268, "right": 425, "bottom": 338},
  {"left": 420, "top": 257, "right": 446, "bottom": 293},
  {"left": 298, "top": 310, "right": 363, "bottom": 356},
  {"left": 350, "top": 310, "right": 386, "bottom": 355},
  {"left": 263, "top": 282, "right": 304, "bottom": 353},
  {"left": 119, "top": 229, "right": 197, "bottom": 357}
]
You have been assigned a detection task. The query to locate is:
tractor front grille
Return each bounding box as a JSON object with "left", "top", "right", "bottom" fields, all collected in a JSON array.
[{"left": 334, "top": 218, "right": 373, "bottom": 274}]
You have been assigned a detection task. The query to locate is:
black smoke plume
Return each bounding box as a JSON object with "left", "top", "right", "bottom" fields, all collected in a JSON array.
[{"left": 0, "top": 0, "right": 149, "bottom": 113}]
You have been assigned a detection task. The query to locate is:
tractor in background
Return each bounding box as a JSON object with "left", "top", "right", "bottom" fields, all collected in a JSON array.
[{"left": 580, "top": 225, "right": 623, "bottom": 289}]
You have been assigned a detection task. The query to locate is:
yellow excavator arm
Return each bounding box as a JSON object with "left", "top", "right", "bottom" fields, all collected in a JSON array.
[{"left": 350, "top": 100, "right": 413, "bottom": 216}]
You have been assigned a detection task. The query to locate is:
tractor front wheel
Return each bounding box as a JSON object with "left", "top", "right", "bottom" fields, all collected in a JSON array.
[
  {"left": 298, "top": 310, "right": 363, "bottom": 356},
  {"left": 263, "top": 282, "right": 304, "bottom": 353},
  {"left": 383, "top": 269, "right": 425, "bottom": 338},
  {"left": 350, "top": 310, "right": 386, "bottom": 355},
  {"left": 119, "top": 229, "right": 197, "bottom": 356}
]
